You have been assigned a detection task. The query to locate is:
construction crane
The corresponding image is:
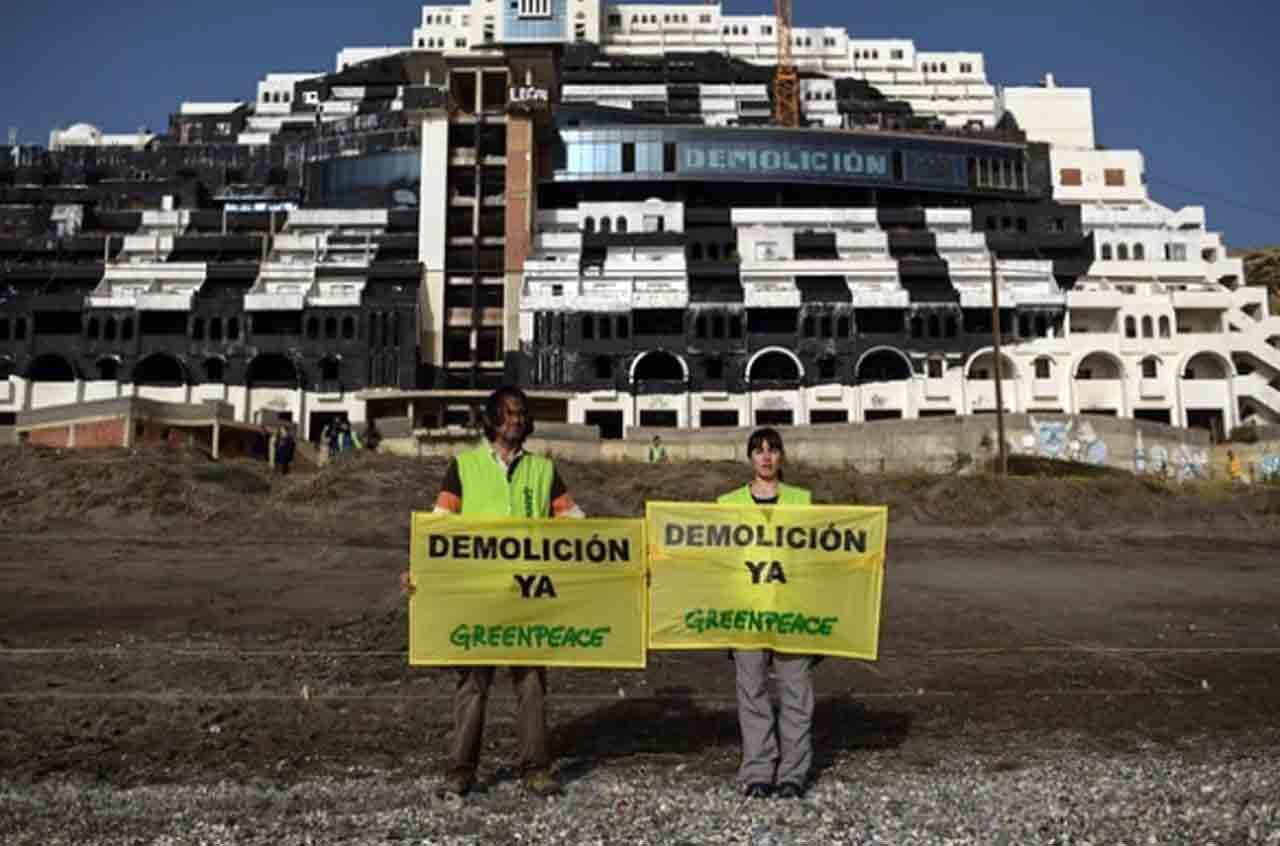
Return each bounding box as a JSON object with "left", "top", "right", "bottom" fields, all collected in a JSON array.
[{"left": 773, "top": 0, "right": 800, "bottom": 127}]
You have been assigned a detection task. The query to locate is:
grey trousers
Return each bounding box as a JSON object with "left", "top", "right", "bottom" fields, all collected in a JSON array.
[
  {"left": 449, "top": 666, "right": 550, "bottom": 774},
  {"left": 733, "top": 650, "right": 815, "bottom": 786}
]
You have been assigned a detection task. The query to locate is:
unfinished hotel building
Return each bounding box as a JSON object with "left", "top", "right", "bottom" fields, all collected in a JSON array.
[{"left": 2, "top": 0, "right": 1277, "bottom": 442}]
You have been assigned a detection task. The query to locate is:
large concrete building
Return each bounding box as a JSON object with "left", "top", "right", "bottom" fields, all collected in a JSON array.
[{"left": 2, "top": 1, "right": 1276, "bottom": 442}]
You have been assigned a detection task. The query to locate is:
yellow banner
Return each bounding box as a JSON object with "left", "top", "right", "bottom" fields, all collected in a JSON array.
[
  {"left": 646, "top": 503, "right": 887, "bottom": 660},
  {"left": 409, "top": 514, "right": 647, "bottom": 668}
]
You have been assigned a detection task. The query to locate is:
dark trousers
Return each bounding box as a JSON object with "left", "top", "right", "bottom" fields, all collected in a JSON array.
[{"left": 450, "top": 666, "right": 550, "bottom": 773}]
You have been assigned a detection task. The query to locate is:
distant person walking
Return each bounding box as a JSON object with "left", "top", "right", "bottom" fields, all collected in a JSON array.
[
  {"left": 363, "top": 420, "right": 382, "bottom": 452},
  {"left": 648, "top": 435, "right": 668, "bottom": 463}
]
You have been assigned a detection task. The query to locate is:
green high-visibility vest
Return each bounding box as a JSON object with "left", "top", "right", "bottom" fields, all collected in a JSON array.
[
  {"left": 717, "top": 483, "right": 812, "bottom": 505},
  {"left": 455, "top": 445, "right": 555, "bottom": 518}
]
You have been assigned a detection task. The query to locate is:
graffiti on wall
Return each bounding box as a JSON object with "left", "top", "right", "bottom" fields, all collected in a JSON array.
[
  {"left": 1171, "top": 444, "right": 1209, "bottom": 481},
  {"left": 1020, "top": 416, "right": 1109, "bottom": 466}
]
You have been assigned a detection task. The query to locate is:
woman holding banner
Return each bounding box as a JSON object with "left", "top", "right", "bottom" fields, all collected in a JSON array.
[{"left": 718, "top": 427, "right": 816, "bottom": 800}]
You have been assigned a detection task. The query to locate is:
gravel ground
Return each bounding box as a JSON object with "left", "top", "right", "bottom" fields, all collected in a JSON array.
[{"left": 4, "top": 743, "right": 1277, "bottom": 845}]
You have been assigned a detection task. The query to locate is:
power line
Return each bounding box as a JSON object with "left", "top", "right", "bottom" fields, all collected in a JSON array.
[{"left": 1146, "top": 175, "right": 1280, "bottom": 225}]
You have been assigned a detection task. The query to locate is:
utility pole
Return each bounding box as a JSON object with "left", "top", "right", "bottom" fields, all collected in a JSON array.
[{"left": 989, "top": 250, "right": 1008, "bottom": 475}]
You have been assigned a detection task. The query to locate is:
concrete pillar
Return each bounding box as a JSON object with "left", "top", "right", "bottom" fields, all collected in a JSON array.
[{"left": 418, "top": 112, "right": 450, "bottom": 371}]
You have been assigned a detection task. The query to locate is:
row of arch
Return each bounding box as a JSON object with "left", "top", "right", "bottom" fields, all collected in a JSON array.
[
  {"left": 4, "top": 352, "right": 345, "bottom": 387},
  {"left": 1124, "top": 315, "right": 1172, "bottom": 339},
  {"left": 1100, "top": 242, "right": 1147, "bottom": 261},
  {"left": 622, "top": 347, "right": 1236, "bottom": 386}
]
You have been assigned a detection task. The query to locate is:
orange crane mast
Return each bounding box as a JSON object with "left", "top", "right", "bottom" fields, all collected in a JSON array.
[{"left": 773, "top": 0, "right": 800, "bottom": 127}]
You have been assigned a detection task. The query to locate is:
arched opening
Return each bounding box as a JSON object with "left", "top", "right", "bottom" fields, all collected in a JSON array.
[
  {"left": 1124, "top": 316, "right": 1137, "bottom": 338},
  {"left": 749, "top": 350, "right": 803, "bottom": 383},
  {"left": 209, "top": 317, "right": 223, "bottom": 341},
  {"left": 104, "top": 318, "right": 118, "bottom": 341},
  {"left": 1101, "top": 244, "right": 1112, "bottom": 260},
  {"left": 599, "top": 217, "right": 612, "bottom": 234},
  {"left": 632, "top": 350, "right": 687, "bottom": 383},
  {"left": 928, "top": 314, "right": 940, "bottom": 337},
  {"left": 910, "top": 316, "right": 923, "bottom": 338},
  {"left": 96, "top": 357, "right": 119, "bottom": 381},
  {"left": 204, "top": 357, "right": 225, "bottom": 383},
  {"left": 708, "top": 243, "right": 720, "bottom": 260},
  {"left": 121, "top": 318, "right": 134, "bottom": 341},
  {"left": 227, "top": 318, "right": 239, "bottom": 340},
  {"left": 133, "top": 353, "right": 188, "bottom": 386},
  {"left": 86, "top": 318, "right": 100, "bottom": 339},
  {"left": 966, "top": 351, "right": 1016, "bottom": 380},
  {"left": 1117, "top": 244, "right": 1129, "bottom": 261},
  {"left": 246, "top": 353, "right": 301, "bottom": 388},
  {"left": 856, "top": 348, "right": 911, "bottom": 383},
  {"left": 342, "top": 316, "right": 355, "bottom": 340},
  {"left": 307, "top": 317, "right": 319, "bottom": 339},
  {"left": 26, "top": 354, "right": 77, "bottom": 382},
  {"left": 690, "top": 243, "right": 704, "bottom": 261},
  {"left": 1182, "top": 352, "right": 1230, "bottom": 380},
  {"left": 583, "top": 216, "right": 595, "bottom": 233},
  {"left": 1076, "top": 352, "right": 1123, "bottom": 380},
  {"left": 1140, "top": 356, "right": 1160, "bottom": 379},
  {"left": 1141, "top": 316, "right": 1154, "bottom": 338},
  {"left": 616, "top": 217, "right": 628, "bottom": 233},
  {"left": 192, "top": 317, "right": 204, "bottom": 340},
  {"left": 325, "top": 317, "right": 337, "bottom": 339},
  {"left": 1133, "top": 243, "right": 1145, "bottom": 261},
  {"left": 319, "top": 356, "right": 341, "bottom": 383},
  {"left": 1033, "top": 356, "right": 1054, "bottom": 380},
  {"left": 1158, "top": 316, "right": 1171, "bottom": 338}
]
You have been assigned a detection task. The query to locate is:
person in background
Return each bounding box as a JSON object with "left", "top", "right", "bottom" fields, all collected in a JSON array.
[
  {"left": 1227, "top": 449, "right": 1244, "bottom": 483},
  {"left": 648, "top": 434, "right": 669, "bottom": 464},
  {"left": 363, "top": 419, "right": 382, "bottom": 452},
  {"left": 322, "top": 421, "right": 339, "bottom": 461},
  {"left": 274, "top": 425, "right": 296, "bottom": 475},
  {"left": 402, "top": 386, "right": 584, "bottom": 799},
  {"left": 718, "top": 427, "right": 816, "bottom": 801}
]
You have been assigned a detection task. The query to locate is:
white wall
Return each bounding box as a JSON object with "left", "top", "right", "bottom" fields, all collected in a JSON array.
[{"left": 1001, "top": 82, "right": 1095, "bottom": 149}]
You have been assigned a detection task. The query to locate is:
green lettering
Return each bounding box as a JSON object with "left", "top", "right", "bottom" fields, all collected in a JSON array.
[
  {"left": 548, "top": 626, "right": 564, "bottom": 648},
  {"left": 819, "top": 617, "right": 837, "bottom": 636},
  {"left": 779, "top": 613, "right": 796, "bottom": 634},
  {"left": 487, "top": 625, "right": 503, "bottom": 645},
  {"left": 472, "top": 625, "right": 487, "bottom": 646},
  {"left": 449, "top": 624, "right": 470, "bottom": 650},
  {"left": 685, "top": 609, "right": 705, "bottom": 633},
  {"left": 502, "top": 626, "right": 517, "bottom": 647},
  {"left": 590, "top": 627, "right": 611, "bottom": 648},
  {"left": 748, "top": 610, "right": 764, "bottom": 631},
  {"left": 719, "top": 610, "right": 734, "bottom": 630},
  {"left": 733, "top": 610, "right": 749, "bottom": 630}
]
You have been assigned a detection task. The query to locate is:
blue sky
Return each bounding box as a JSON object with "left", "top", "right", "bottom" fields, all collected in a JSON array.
[{"left": 3, "top": 1, "right": 1277, "bottom": 246}]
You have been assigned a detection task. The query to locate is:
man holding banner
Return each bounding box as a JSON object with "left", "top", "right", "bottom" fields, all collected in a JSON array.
[{"left": 408, "top": 386, "right": 583, "bottom": 799}]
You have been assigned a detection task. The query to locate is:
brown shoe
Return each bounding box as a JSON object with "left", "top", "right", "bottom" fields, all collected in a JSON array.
[
  {"left": 437, "top": 768, "right": 475, "bottom": 798},
  {"left": 522, "top": 768, "right": 561, "bottom": 797}
]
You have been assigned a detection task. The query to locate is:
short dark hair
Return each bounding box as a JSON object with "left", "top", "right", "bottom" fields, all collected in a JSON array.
[
  {"left": 746, "top": 427, "right": 785, "bottom": 456},
  {"left": 482, "top": 386, "right": 534, "bottom": 441}
]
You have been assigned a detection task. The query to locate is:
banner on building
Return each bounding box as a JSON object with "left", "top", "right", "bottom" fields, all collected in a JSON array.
[
  {"left": 409, "top": 514, "right": 647, "bottom": 668},
  {"left": 646, "top": 503, "right": 887, "bottom": 660}
]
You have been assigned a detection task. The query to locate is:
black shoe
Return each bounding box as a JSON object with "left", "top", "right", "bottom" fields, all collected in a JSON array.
[
  {"left": 743, "top": 782, "right": 773, "bottom": 799},
  {"left": 436, "top": 768, "right": 475, "bottom": 798},
  {"left": 775, "top": 782, "right": 805, "bottom": 800}
]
